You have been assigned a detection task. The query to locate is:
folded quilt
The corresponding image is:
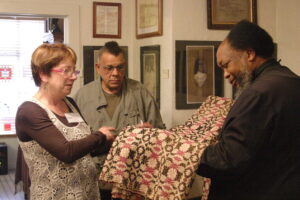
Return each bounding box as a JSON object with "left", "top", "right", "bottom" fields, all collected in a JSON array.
[{"left": 100, "top": 96, "right": 234, "bottom": 200}]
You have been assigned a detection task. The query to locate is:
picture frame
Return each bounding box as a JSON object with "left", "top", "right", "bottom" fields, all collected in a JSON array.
[
  {"left": 93, "top": 2, "right": 121, "bottom": 38},
  {"left": 136, "top": 0, "right": 163, "bottom": 39},
  {"left": 176, "top": 40, "right": 223, "bottom": 109},
  {"left": 140, "top": 45, "right": 160, "bottom": 108},
  {"left": 83, "top": 46, "right": 128, "bottom": 85},
  {"left": 207, "top": 0, "right": 257, "bottom": 30}
]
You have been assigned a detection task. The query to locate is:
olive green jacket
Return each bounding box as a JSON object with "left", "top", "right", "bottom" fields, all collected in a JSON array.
[{"left": 73, "top": 78, "right": 165, "bottom": 135}]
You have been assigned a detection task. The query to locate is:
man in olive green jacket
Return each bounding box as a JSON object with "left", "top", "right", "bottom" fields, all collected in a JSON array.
[{"left": 74, "top": 41, "right": 164, "bottom": 200}]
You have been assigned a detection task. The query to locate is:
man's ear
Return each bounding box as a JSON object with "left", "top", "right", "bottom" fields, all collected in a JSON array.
[
  {"left": 247, "top": 49, "right": 256, "bottom": 61},
  {"left": 95, "top": 63, "right": 101, "bottom": 74}
]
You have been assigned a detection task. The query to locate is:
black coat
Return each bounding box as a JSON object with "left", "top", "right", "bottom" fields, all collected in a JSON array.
[{"left": 197, "top": 59, "right": 300, "bottom": 200}]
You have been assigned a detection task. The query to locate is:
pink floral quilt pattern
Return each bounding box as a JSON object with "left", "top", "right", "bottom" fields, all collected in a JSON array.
[{"left": 100, "top": 96, "right": 234, "bottom": 200}]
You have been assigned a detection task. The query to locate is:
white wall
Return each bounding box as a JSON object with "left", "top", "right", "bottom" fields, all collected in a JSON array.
[
  {"left": 133, "top": 0, "right": 174, "bottom": 129},
  {"left": 276, "top": 0, "right": 300, "bottom": 75},
  {"left": 172, "top": 0, "right": 227, "bottom": 126}
]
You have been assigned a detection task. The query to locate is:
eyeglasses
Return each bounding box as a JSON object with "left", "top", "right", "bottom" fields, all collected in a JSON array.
[
  {"left": 102, "top": 65, "right": 125, "bottom": 73},
  {"left": 51, "top": 68, "right": 80, "bottom": 77}
]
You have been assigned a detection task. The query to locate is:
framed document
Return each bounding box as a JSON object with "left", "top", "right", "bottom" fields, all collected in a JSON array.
[
  {"left": 207, "top": 0, "right": 257, "bottom": 30},
  {"left": 140, "top": 45, "right": 160, "bottom": 108},
  {"left": 93, "top": 2, "right": 121, "bottom": 38},
  {"left": 175, "top": 40, "right": 224, "bottom": 109},
  {"left": 136, "top": 0, "right": 163, "bottom": 39}
]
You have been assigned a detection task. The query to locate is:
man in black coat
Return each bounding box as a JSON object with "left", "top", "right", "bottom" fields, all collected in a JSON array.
[{"left": 197, "top": 20, "right": 300, "bottom": 200}]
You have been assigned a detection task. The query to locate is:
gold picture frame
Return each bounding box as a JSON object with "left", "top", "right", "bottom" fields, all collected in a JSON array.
[
  {"left": 136, "top": 0, "right": 163, "bottom": 39},
  {"left": 207, "top": 0, "right": 257, "bottom": 30},
  {"left": 93, "top": 2, "right": 121, "bottom": 38}
]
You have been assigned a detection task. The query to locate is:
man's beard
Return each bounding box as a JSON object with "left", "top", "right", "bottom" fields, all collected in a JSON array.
[{"left": 233, "top": 68, "right": 252, "bottom": 100}]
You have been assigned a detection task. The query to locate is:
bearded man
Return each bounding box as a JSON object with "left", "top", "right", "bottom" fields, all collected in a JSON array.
[{"left": 197, "top": 20, "right": 300, "bottom": 200}]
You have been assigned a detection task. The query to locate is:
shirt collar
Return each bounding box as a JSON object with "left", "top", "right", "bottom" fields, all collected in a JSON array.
[
  {"left": 252, "top": 58, "right": 279, "bottom": 80},
  {"left": 96, "top": 77, "right": 127, "bottom": 110}
]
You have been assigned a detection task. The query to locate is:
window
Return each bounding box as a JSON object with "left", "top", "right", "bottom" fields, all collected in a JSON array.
[{"left": 0, "top": 17, "right": 46, "bottom": 136}]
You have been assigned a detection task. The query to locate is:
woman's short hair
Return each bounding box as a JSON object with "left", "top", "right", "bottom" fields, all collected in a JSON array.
[{"left": 31, "top": 43, "right": 77, "bottom": 86}]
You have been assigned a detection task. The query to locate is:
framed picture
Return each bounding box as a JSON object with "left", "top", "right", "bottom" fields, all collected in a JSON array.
[
  {"left": 176, "top": 41, "right": 223, "bottom": 109},
  {"left": 207, "top": 0, "right": 257, "bottom": 30},
  {"left": 136, "top": 0, "right": 163, "bottom": 39},
  {"left": 93, "top": 2, "right": 121, "bottom": 38},
  {"left": 140, "top": 45, "right": 160, "bottom": 108},
  {"left": 83, "top": 46, "right": 128, "bottom": 85}
]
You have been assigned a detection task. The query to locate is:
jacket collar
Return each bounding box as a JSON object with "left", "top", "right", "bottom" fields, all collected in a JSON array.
[
  {"left": 96, "top": 78, "right": 107, "bottom": 109},
  {"left": 96, "top": 77, "right": 127, "bottom": 110},
  {"left": 252, "top": 58, "right": 279, "bottom": 81}
]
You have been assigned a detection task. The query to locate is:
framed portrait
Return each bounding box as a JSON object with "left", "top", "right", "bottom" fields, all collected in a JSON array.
[
  {"left": 140, "top": 45, "right": 160, "bottom": 108},
  {"left": 83, "top": 46, "right": 128, "bottom": 85},
  {"left": 176, "top": 40, "right": 223, "bottom": 109},
  {"left": 136, "top": 0, "right": 163, "bottom": 39},
  {"left": 207, "top": 0, "right": 257, "bottom": 30},
  {"left": 93, "top": 2, "right": 121, "bottom": 38}
]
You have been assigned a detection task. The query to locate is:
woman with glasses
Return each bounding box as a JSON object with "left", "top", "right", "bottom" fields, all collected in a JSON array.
[{"left": 15, "top": 43, "right": 115, "bottom": 200}]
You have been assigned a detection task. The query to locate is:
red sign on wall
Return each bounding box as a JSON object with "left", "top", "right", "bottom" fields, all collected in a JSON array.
[
  {"left": 0, "top": 67, "right": 12, "bottom": 80},
  {"left": 4, "top": 123, "right": 11, "bottom": 131}
]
